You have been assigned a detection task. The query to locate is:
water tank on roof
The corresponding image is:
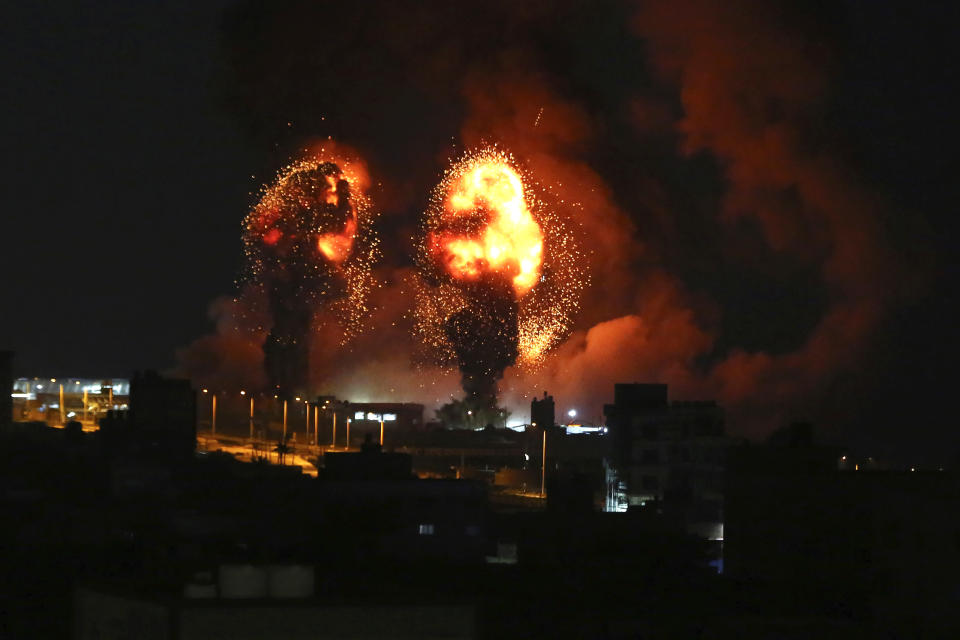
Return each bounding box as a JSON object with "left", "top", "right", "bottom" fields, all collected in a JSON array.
[
  {"left": 267, "top": 564, "right": 314, "bottom": 598},
  {"left": 218, "top": 564, "right": 267, "bottom": 599}
]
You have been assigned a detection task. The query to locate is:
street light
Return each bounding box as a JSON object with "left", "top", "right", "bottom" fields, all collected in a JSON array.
[
  {"left": 541, "top": 428, "right": 547, "bottom": 498},
  {"left": 248, "top": 394, "right": 254, "bottom": 439}
]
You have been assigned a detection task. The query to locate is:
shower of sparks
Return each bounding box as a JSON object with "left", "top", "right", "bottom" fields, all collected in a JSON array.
[
  {"left": 240, "top": 149, "right": 380, "bottom": 345},
  {"left": 534, "top": 106, "right": 544, "bottom": 128},
  {"left": 415, "top": 146, "right": 587, "bottom": 397}
]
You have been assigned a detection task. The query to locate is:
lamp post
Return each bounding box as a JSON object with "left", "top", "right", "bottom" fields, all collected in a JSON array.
[
  {"left": 245, "top": 393, "right": 254, "bottom": 439},
  {"left": 332, "top": 411, "right": 337, "bottom": 448},
  {"left": 314, "top": 405, "right": 319, "bottom": 445},
  {"left": 59, "top": 383, "right": 64, "bottom": 425},
  {"left": 379, "top": 418, "right": 384, "bottom": 447},
  {"left": 282, "top": 399, "right": 288, "bottom": 441},
  {"left": 304, "top": 401, "right": 310, "bottom": 443},
  {"left": 212, "top": 394, "right": 217, "bottom": 435},
  {"left": 346, "top": 418, "right": 351, "bottom": 450},
  {"left": 540, "top": 428, "right": 547, "bottom": 498}
]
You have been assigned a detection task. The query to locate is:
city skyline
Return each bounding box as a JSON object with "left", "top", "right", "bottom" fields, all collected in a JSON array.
[{"left": 2, "top": 1, "right": 955, "bottom": 466}]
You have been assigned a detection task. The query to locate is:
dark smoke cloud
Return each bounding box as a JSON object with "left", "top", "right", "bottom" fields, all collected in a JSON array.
[{"left": 176, "top": 0, "right": 925, "bottom": 438}]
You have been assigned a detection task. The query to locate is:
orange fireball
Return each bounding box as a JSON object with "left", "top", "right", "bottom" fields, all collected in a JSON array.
[{"left": 429, "top": 154, "right": 543, "bottom": 296}]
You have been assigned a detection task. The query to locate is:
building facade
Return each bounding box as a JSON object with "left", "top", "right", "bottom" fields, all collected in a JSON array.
[{"left": 604, "top": 383, "right": 728, "bottom": 542}]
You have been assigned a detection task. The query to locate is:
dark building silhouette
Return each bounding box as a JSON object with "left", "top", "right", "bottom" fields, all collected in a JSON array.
[
  {"left": 101, "top": 371, "right": 196, "bottom": 459},
  {"left": 604, "top": 383, "right": 727, "bottom": 543},
  {"left": 0, "top": 350, "right": 12, "bottom": 430},
  {"left": 530, "top": 391, "right": 554, "bottom": 428},
  {"left": 725, "top": 424, "right": 960, "bottom": 633}
]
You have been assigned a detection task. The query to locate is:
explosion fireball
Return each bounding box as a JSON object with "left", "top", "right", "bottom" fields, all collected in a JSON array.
[
  {"left": 241, "top": 149, "right": 379, "bottom": 394},
  {"left": 416, "top": 147, "right": 587, "bottom": 407}
]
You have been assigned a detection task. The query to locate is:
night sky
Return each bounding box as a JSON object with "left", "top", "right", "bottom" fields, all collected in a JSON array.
[{"left": 2, "top": 1, "right": 956, "bottom": 463}]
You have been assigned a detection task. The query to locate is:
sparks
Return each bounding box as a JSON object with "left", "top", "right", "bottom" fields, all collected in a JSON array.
[
  {"left": 414, "top": 146, "right": 588, "bottom": 401},
  {"left": 239, "top": 148, "right": 381, "bottom": 391}
]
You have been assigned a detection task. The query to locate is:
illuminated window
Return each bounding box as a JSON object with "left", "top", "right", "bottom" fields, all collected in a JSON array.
[
  {"left": 354, "top": 411, "right": 364, "bottom": 420},
  {"left": 418, "top": 524, "right": 435, "bottom": 536},
  {"left": 366, "top": 412, "right": 381, "bottom": 421},
  {"left": 383, "top": 413, "right": 397, "bottom": 421}
]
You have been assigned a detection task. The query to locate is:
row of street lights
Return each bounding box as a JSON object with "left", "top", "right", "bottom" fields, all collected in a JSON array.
[{"left": 200, "top": 390, "right": 360, "bottom": 448}]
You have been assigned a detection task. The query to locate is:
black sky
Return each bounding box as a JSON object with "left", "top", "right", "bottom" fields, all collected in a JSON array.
[{"left": 1, "top": 1, "right": 957, "bottom": 461}]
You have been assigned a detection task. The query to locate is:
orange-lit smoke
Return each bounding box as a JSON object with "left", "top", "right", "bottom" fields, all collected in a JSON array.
[{"left": 428, "top": 155, "right": 543, "bottom": 296}]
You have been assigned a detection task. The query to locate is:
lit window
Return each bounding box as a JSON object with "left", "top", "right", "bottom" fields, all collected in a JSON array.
[
  {"left": 418, "top": 524, "right": 435, "bottom": 535},
  {"left": 383, "top": 413, "right": 397, "bottom": 421},
  {"left": 366, "top": 412, "right": 381, "bottom": 421},
  {"left": 354, "top": 411, "right": 364, "bottom": 420}
]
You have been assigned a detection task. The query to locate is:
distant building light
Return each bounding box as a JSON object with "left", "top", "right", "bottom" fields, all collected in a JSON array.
[
  {"left": 240, "top": 390, "right": 246, "bottom": 395},
  {"left": 354, "top": 411, "right": 365, "bottom": 420},
  {"left": 417, "top": 524, "right": 435, "bottom": 536},
  {"left": 50, "top": 378, "right": 56, "bottom": 383},
  {"left": 366, "top": 412, "right": 381, "bottom": 421},
  {"left": 10, "top": 393, "right": 34, "bottom": 399},
  {"left": 383, "top": 413, "right": 397, "bottom": 421},
  {"left": 36, "top": 385, "right": 43, "bottom": 390},
  {"left": 67, "top": 411, "right": 76, "bottom": 418},
  {"left": 568, "top": 409, "right": 576, "bottom": 418}
]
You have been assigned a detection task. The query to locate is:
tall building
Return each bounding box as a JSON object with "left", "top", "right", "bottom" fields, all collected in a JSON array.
[
  {"left": 530, "top": 391, "right": 555, "bottom": 429},
  {"left": 604, "top": 383, "right": 727, "bottom": 541},
  {"left": 128, "top": 370, "right": 197, "bottom": 458}
]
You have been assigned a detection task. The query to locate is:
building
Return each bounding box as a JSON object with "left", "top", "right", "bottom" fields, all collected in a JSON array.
[
  {"left": 345, "top": 402, "right": 424, "bottom": 439},
  {"left": 76, "top": 585, "right": 477, "bottom": 640},
  {"left": 111, "top": 371, "right": 197, "bottom": 457},
  {"left": 530, "top": 391, "right": 555, "bottom": 429},
  {"left": 603, "top": 383, "right": 727, "bottom": 543},
  {"left": 725, "top": 424, "right": 960, "bottom": 633}
]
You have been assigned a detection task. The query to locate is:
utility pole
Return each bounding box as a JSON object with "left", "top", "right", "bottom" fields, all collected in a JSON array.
[
  {"left": 540, "top": 428, "right": 547, "bottom": 498},
  {"left": 248, "top": 395, "right": 254, "bottom": 439}
]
